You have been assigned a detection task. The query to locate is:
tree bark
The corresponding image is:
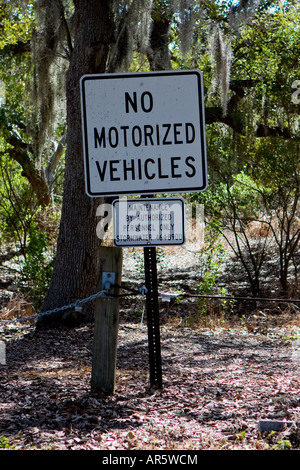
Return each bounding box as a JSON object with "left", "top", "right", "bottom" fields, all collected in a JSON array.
[
  {"left": 147, "top": 2, "right": 171, "bottom": 71},
  {"left": 38, "top": 1, "right": 114, "bottom": 325}
]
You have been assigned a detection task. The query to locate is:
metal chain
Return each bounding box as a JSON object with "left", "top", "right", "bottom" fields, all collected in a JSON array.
[
  {"left": 0, "top": 289, "right": 108, "bottom": 328},
  {"left": 2, "top": 281, "right": 298, "bottom": 329},
  {"left": 0, "top": 285, "right": 150, "bottom": 329}
]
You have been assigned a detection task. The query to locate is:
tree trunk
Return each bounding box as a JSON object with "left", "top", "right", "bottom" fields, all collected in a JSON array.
[
  {"left": 148, "top": 2, "right": 171, "bottom": 71},
  {"left": 38, "top": 1, "right": 114, "bottom": 325}
]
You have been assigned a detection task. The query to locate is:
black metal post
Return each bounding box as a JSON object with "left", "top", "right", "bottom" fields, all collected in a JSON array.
[{"left": 143, "top": 245, "right": 163, "bottom": 388}]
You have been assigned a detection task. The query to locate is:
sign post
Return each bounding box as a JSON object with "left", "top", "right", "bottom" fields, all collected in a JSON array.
[
  {"left": 112, "top": 196, "right": 185, "bottom": 388},
  {"left": 143, "top": 242, "right": 162, "bottom": 388},
  {"left": 80, "top": 70, "right": 207, "bottom": 390}
]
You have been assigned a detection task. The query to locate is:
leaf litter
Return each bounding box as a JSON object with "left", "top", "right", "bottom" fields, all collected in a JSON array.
[
  {"left": 0, "top": 314, "right": 299, "bottom": 450},
  {"left": 0, "top": 245, "right": 300, "bottom": 450}
]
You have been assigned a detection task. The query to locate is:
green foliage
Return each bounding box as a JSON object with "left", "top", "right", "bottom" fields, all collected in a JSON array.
[
  {"left": 131, "top": 249, "right": 145, "bottom": 275},
  {"left": 0, "top": 435, "right": 16, "bottom": 449},
  {"left": 267, "top": 439, "right": 292, "bottom": 451},
  {"left": 234, "top": 430, "right": 246, "bottom": 441},
  {"left": 1, "top": 0, "right": 300, "bottom": 311},
  {"left": 0, "top": 155, "right": 33, "bottom": 249},
  {"left": 197, "top": 220, "right": 228, "bottom": 317},
  {"left": 19, "top": 225, "right": 55, "bottom": 310},
  {"left": 0, "top": 2, "right": 34, "bottom": 49},
  {"left": 282, "top": 334, "right": 300, "bottom": 342}
]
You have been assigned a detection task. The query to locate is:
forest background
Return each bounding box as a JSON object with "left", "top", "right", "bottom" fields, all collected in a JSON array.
[
  {"left": 2, "top": 0, "right": 300, "bottom": 452},
  {"left": 0, "top": 0, "right": 300, "bottom": 321}
]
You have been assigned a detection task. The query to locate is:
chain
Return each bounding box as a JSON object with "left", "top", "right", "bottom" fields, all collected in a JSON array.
[
  {"left": 0, "top": 289, "right": 108, "bottom": 328},
  {"left": 0, "top": 285, "right": 149, "bottom": 328},
  {"left": 3, "top": 281, "right": 298, "bottom": 329}
]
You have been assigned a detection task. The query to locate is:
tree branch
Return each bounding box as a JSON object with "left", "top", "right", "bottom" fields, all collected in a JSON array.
[
  {"left": 0, "top": 40, "right": 31, "bottom": 55},
  {"left": 3, "top": 135, "right": 51, "bottom": 207},
  {"left": 45, "top": 135, "right": 66, "bottom": 185},
  {"left": 205, "top": 78, "right": 296, "bottom": 139}
]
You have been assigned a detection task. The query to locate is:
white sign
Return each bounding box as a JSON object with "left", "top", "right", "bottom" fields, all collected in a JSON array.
[
  {"left": 80, "top": 70, "right": 207, "bottom": 197},
  {"left": 112, "top": 198, "right": 185, "bottom": 247}
]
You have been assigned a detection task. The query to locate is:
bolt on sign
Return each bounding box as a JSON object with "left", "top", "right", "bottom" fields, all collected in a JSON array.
[
  {"left": 112, "top": 197, "right": 185, "bottom": 247},
  {"left": 80, "top": 70, "right": 207, "bottom": 197}
]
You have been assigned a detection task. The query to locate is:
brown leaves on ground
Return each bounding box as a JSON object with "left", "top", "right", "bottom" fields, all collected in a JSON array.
[{"left": 0, "top": 314, "right": 299, "bottom": 450}]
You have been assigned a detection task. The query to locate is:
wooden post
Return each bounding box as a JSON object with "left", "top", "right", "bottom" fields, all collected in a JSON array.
[{"left": 91, "top": 246, "right": 122, "bottom": 394}]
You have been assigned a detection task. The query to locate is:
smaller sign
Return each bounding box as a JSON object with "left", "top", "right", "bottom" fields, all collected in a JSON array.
[{"left": 113, "top": 198, "right": 185, "bottom": 247}]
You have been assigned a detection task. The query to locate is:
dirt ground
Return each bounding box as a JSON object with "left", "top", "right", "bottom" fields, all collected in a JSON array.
[
  {"left": 0, "top": 244, "right": 300, "bottom": 451},
  {"left": 0, "top": 303, "right": 300, "bottom": 450}
]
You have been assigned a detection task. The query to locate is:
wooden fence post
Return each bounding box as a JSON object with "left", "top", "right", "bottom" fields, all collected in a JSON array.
[{"left": 91, "top": 246, "right": 123, "bottom": 394}]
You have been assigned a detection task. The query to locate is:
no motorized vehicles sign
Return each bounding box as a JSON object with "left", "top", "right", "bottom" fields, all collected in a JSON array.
[{"left": 80, "top": 70, "right": 207, "bottom": 197}]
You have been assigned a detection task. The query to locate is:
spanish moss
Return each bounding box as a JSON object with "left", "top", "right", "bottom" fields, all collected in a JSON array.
[
  {"left": 107, "top": 0, "right": 154, "bottom": 72},
  {"left": 208, "top": 25, "right": 232, "bottom": 116}
]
